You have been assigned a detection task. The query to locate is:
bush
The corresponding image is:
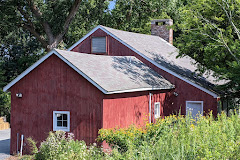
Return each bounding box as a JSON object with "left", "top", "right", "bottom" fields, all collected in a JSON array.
[
  {"left": 26, "top": 112, "right": 240, "bottom": 159},
  {"left": 28, "top": 131, "right": 107, "bottom": 160},
  {"left": 98, "top": 112, "right": 240, "bottom": 159}
]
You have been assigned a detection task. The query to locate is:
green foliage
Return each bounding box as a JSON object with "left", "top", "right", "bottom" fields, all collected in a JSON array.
[
  {"left": 65, "top": 0, "right": 110, "bottom": 48},
  {"left": 25, "top": 114, "right": 240, "bottom": 159},
  {"left": 98, "top": 126, "right": 145, "bottom": 153},
  {"left": 28, "top": 131, "right": 107, "bottom": 160},
  {"left": 27, "top": 137, "right": 38, "bottom": 155},
  {"left": 104, "top": 0, "right": 186, "bottom": 36},
  {"left": 176, "top": 0, "right": 240, "bottom": 99},
  {"left": 0, "top": 90, "right": 10, "bottom": 122},
  {"left": 1, "top": 0, "right": 110, "bottom": 50},
  {"left": 98, "top": 113, "right": 240, "bottom": 159},
  {"left": 0, "top": 28, "right": 42, "bottom": 122}
]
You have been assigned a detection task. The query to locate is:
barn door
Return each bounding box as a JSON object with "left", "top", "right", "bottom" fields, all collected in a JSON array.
[{"left": 186, "top": 101, "right": 203, "bottom": 119}]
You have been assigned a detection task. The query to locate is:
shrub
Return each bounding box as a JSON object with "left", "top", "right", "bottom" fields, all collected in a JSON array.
[
  {"left": 28, "top": 131, "right": 107, "bottom": 160},
  {"left": 26, "top": 112, "right": 240, "bottom": 159},
  {"left": 98, "top": 112, "right": 240, "bottom": 159}
]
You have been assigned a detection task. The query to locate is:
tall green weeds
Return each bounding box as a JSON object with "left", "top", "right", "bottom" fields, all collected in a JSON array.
[
  {"left": 26, "top": 112, "right": 240, "bottom": 159},
  {"left": 98, "top": 112, "right": 240, "bottom": 159}
]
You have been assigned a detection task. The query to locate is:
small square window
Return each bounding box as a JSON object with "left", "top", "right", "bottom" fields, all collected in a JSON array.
[
  {"left": 53, "top": 111, "right": 70, "bottom": 132},
  {"left": 154, "top": 102, "right": 160, "bottom": 119},
  {"left": 92, "top": 37, "right": 106, "bottom": 53}
]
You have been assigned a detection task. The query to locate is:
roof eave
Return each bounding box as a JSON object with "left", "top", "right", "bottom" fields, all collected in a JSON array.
[
  {"left": 106, "top": 86, "right": 175, "bottom": 94},
  {"left": 3, "top": 50, "right": 56, "bottom": 92}
]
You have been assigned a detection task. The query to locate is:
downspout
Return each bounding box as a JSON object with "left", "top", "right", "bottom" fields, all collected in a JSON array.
[{"left": 149, "top": 92, "right": 152, "bottom": 123}]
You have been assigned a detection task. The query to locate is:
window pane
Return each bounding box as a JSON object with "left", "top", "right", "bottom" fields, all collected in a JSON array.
[
  {"left": 154, "top": 106, "right": 157, "bottom": 114},
  {"left": 155, "top": 103, "right": 160, "bottom": 118},
  {"left": 63, "top": 114, "right": 67, "bottom": 120},
  {"left": 57, "top": 121, "right": 62, "bottom": 127},
  {"left": 63, "top": 121, "right": 67, "bottom": 127},
  {"left": 92, "top": 37, "right": 106, "bottom": 53},
  {"left": 57, "top": 114, "right": 62, "bottom": 120}
]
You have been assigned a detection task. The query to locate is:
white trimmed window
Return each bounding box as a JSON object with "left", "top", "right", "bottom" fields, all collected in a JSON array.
[
  {"left": 53, "top": 111, "right": 70, "bottom": 132},
  {"left": 154, "top": 102, "right": 160, "bottom": 118},
  {"left": 91, "top": 37, "right": 106, "bottom": 53}
]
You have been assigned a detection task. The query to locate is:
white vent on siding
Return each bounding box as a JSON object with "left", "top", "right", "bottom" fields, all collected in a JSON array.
[{"left": 92, "top": 37, "right": 106, "bottom": 53}]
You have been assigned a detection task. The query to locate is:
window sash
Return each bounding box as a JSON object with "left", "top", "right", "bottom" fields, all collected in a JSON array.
[
  {"left": 92, "top": 37, "right": 106, "bottom": 53},
  {"left": 53, "top": 111, "right": 70, "bottom": 132},
  {"left": 154, "top": 102, "right": 160, "bottom": 118}
]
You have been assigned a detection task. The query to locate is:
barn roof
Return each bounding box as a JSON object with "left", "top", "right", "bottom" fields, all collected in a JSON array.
[
  {"left": 3, "top": 49, "right": 174, "bottom": 94},
  {"left": 68, "top": 25, "right": 227, "bottom": 98},
  {"left": 100, "top": 26, "right": 227, "bottom": 86}
]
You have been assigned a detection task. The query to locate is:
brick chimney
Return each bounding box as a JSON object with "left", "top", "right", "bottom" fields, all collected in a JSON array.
[{"left": 151, "top": 19, "right": 173, "bottom": 44}]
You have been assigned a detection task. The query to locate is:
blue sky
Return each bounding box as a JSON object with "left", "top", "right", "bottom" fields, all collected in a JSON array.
[{"left": 108, "top": 0, "right": 116, "bottom": 10}]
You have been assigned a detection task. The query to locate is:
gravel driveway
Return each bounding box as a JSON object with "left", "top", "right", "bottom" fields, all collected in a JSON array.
[{"left": 0, "top": 129, "right": 10, "bottom": 160}]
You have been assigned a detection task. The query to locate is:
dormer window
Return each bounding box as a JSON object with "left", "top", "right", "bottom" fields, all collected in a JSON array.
[{"left": 91, "top": 37, "right": 106, "bottom": 53}]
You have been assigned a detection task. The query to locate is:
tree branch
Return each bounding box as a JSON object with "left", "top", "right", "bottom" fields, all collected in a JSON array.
[
  {"left": 27, "top": 0, "right": 55, "bottom": 45},
  {"left": 53, "top": 0, "right": 82, "bottom": 48},
  {"left": 214, "top": 0, "right": 240, "bottom": 40},
  {"left": 17, "top": 6, "right": 49, "bottom": 51},
  {"left": 22, "top": 24, "right": 48, "bottom": 50},
  {"left": 218, "top": 29, "right": 239, "bottom": 64},
  {"left": 192, "top": 11, "right": 240, "bottom": 63}
]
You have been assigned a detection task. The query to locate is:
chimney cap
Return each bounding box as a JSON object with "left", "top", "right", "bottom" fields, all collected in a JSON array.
[{"left": 151, "top": 19, "right": 173, "bottom": 25}]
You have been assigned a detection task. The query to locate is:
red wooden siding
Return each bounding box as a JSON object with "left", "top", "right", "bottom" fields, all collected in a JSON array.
[
  {"left": 71, "top": 29, "right": 218, "bottom": 116},
  {"left": 102, "top": 90, "right": 172, "bottom": 129},
  {"left": 72, "top": 29, "right": 135, "bottom": 56},
  {"left": 72, "top": 29, "right": 108, "bottom": 54},
  {"left": 10, "top": 55, "right": 104, "bottom": 154}
]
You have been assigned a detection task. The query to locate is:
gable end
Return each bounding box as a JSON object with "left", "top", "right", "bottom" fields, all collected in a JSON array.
[
  {"left": 3, "top": 50, "right": 107, "bottom": 94},
  {"left": 67, "top": 26, "right": 219, "bottom": 98}
]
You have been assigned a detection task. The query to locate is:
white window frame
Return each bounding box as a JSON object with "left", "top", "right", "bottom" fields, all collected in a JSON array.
[
  {"left": 186, "top": 101, "right": 204, "bottom": 116},
  {"left": 91, "top": 37, "right": 106, "bottom": 53},
  {"left": 154, "top": 102, "right": 160, "bottom": 119},
  {"left": 53, "top": 111, "right": 70, "bottom": 132}
]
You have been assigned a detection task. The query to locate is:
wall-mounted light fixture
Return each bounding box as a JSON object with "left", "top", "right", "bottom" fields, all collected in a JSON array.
[{"left": 16, "top": 93, "right": 23, "bottom": 98}]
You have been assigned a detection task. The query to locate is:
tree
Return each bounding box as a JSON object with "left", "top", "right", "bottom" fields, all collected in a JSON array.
[
  {"left": 176, "top": 0, "right": 240, "bottom": 99},
  {"left": 103, "top": 0, "right": 186, "bottom": 36},
  {"left": 1, "top": 0, "right": 109, "bottom": 51},
  {"left": 0, "top": 28, "right": 42, "bottom": 122},
  {"left": 0, "top": 0, "right": 110, "bottom": 121}
]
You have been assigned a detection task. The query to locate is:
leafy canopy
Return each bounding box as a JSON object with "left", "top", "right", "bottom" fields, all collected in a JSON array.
[
  {"left": 1, "top": 0, "right": 109, "bottom": 51},
  {"left": 176, "top": 0, "right": 240, "bottom": 98}
]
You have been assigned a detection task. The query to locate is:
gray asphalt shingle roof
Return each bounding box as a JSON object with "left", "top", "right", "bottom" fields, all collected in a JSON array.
[
  {"left": 101, "top": 26, "right": 228, "bottom": 92},
  {"left": 56, "top": 49, "right": 174, "bottom": 93}
]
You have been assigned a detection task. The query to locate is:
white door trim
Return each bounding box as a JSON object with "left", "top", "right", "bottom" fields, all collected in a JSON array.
[{"left": 186, "top": 101, "right": 204, "bottom": 116}]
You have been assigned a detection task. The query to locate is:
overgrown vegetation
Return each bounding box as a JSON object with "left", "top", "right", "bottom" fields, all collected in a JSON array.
[
  {"left": 26, "top": 112, "right": 240, "bottom": 160},
  {"left": 25, "top": 131, "right": 108, "bottom": 160}
]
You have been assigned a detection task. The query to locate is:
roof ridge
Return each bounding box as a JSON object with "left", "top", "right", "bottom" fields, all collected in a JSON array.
[
  {"left": 100, "top": 25, "right": 160, "bottom": 37},
  {"left": 99, "top": 25, "right": 175, "bottom": 47}
]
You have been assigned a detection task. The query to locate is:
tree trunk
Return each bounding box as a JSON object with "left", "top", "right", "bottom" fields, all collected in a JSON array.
[{"left": 18, "top": 0, "right": 82, "bottom": 52}]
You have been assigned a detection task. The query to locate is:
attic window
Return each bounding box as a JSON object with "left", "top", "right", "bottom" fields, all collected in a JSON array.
[{"left": 91, "top": 37, "right": 106, "bottom": 53}]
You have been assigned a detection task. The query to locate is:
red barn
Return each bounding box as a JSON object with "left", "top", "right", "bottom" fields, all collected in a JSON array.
[{"left": 4, "top": 19, "right": 226, "bottom": 154}]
